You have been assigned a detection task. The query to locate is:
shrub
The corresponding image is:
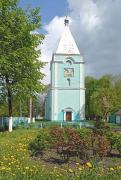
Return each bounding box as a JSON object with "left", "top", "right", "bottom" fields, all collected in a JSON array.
[
  {"left": 94, "top": 120, "right": 110, "bottom": 135},
  {"left": 29, "top": 129, "right": 50, "bottom": 156},
  {"left": 50, "top": 127, "right": 93, "bottom": 161},
  {"left": 50, "top": 127, "right": 82, "bottom": 160},
  {"left": 77, "top": 128, "right": 92, "bottom": 148},
  {"left": 49, "top": 126, "right": 65, "bottom": 148},
  {"left": 107, "top": 132, "right": 121, "bottom": 154},
  {"left": 29, "top": 126, "right": 120, "bottom": 162},
  {"left": 91, "top": 132, "right": 109, "bottom": 158},
  {"left": 77, "top": 128, "right": 109, "bottom": 159}
]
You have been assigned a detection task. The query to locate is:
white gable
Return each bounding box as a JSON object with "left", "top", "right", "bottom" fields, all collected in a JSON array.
[{"left": 56, "top": 20, "right": 80, "bottom": 55}]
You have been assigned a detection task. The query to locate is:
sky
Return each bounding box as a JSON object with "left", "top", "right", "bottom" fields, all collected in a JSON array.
[
  {"left": 19, "top": 0, "right": 121, "bottom": 84},
  {"left": 19, "top": 0, "right": 68, "bottom": 30}
]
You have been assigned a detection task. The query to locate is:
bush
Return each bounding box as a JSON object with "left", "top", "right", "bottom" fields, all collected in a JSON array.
[
  {"left": 50, "top": 127, "right": 82, "bottom": 160},
  {"left": 29, "top": 129, "right": 50, "bottom": 156},
  {"left": 91, "top": 132, "right": 109, "bottom": 158},
  {"left": 94, "top": 120, "right": 110, "bottom": 135},
  {"left": 107, "top": 132, "right": 121, "bottom": 154},
  {"left": 29, "top": 126, "right": 121, "bottom": 162}
]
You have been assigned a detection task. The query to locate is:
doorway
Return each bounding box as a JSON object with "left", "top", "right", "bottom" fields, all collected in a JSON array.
[{"left": 66, "top": 112, "right": 72, "bottom": 121}]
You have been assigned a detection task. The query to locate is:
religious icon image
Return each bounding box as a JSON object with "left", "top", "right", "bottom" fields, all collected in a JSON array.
[{"left": 64, "top": 68, "right": 74, "bottom": 77}]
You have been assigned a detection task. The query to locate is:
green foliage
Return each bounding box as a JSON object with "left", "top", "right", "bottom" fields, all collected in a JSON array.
[
  {"left": 76, "top": 128, "right": 93, "bottom": 160},
  {"left": 107, "top": 132, "right": 121, "bottom": 154},
  {"left": 91, "top": 87, "right": 119, "bottom": 120},
  {"left": 94, "top": 120, "right": 110, "bottom": 135},
  {"left": 29, "top": 129, "right": 50, "bottom": 155},
  {"left": 86, "top": 75, "right": 121, "bottom": 120},
  {"left": 77, "top": 128, "right": 92, "bottom": 140},
  {"left": 0, "top": 0, "right": 45, "bottom": 116},
  {"left": 29, "top": 126, "right": 112, "bottom": 161},
  {"left": 49, "top": 126, "right": 92, "bottom": 161},
  {"left": 85, "top": 76, "right": 98, "bottom": 118}
]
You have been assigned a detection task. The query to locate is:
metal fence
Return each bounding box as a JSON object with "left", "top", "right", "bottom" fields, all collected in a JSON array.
[
  {"left": 32, "top": 121, "right": 94, "bottom": 129},
  {"left": 0, "top": 118, "right": 94, "bottom": 130},
  {"left": 0, "top": 117, "right": 28, "bottom": 130},
  {"left": 0, "top": 117, "right": 9, "bottom": 129}
]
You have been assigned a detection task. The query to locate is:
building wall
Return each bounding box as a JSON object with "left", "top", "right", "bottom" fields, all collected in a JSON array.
[
  {"left": 57, "top": 89, "right": 80, "bottom": 121},
  {"left": 46, "top": 54, "right": 85, "bottom": 121},
  {"left": 116, "top": 115, "right": 121, "bottom": 124}
]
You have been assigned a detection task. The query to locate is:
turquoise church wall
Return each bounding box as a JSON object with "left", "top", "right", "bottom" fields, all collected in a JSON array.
[
  {"left": 57, "top": 89, "right": 80, "bottom": 121},
  {"left": 45, "top": 54, "right": 85, "bottom": 122}
]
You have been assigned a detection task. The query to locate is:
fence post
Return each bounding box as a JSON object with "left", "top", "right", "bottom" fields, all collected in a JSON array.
[
  {"left": 41, "top": 122, "right": 43, "bottom": 129},
  {"left": 61, "top": 122, "right": 63, "bottom": 128},
  {"left": 28, "top": 117, "right": 31, "bottom": 123},
  {"left": 32, "top": 117, "right": 35, "bottom": 123},
  {"left": 79, "top": 122, "right": 81, "bottom": 129},
  {"left": 9, "top": 117, "right": 13, "bottom": 132}
]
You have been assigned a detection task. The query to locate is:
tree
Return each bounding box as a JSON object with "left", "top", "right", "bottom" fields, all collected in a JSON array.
[
  {"left": 85, "top": 76, "right": 98, "bottom": 119},
  {"left": 0, "top": 0, "right": 45, "bottom": 131},
  {"left": 90, "top": 76, "right": 121, "bottom": 120}
]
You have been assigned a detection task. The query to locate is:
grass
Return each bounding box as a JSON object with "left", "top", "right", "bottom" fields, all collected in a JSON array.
[
  {"left": 86, "top": 120, "right": 121, "bottom": 130},
  {"left": 108, "top": 123, "right": 121, "bottom": 129},
  {"left": 0, "top": 127, "right": 121, "bottom": 180}
]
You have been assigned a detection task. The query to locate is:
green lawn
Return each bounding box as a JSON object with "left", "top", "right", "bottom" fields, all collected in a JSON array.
[
  {"left": 0, "top": 128, "right": 121, "bottom": 180},
  {"left": 108, "top": 123, "right": 121, "bottom": 129},
  {"left": 86, "top": 120, "right": 121, "bottom": 130}
]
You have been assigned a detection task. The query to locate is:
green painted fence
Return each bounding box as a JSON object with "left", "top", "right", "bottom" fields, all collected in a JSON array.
[
  {"left": 0, "top": 117, "right": 28, "bottom": 130},
  {"left": 0, "top": 118, "right": 94, "bottom": 131}
]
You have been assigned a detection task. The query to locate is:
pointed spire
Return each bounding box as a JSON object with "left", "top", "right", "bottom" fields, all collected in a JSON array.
[{"left": 56, "top": 17, "right": 80, "bottom": 55}]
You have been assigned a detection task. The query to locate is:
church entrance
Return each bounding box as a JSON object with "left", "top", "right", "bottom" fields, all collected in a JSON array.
[{"left": 66, "top": 112, "right": 72, "bottom": 121}]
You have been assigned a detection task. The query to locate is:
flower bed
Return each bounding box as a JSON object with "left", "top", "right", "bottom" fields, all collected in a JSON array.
[{"left": 0, "top": 128, "right": 121, "bottom": 179}]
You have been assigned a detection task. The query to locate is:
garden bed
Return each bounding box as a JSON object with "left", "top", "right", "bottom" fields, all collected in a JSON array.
[{"left": 0, "top": 127, "right": 121, "bottom": 180}]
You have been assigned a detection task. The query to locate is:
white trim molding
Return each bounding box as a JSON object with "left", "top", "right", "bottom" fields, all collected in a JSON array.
[{"left": 54, "top": 63, "right": 58, "bottom": 121}]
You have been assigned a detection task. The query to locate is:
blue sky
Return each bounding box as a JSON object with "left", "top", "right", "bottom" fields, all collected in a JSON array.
[
  {"left": 19, "top": 0, "right": 68, "bottom": 28},
  {"left": 19, "top": 0, "right": 121, "bottom": 83}
]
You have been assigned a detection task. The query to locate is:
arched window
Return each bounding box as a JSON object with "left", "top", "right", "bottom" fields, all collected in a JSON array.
[{"left": 66, "top": 60, "right": 72, "bottom": 65}]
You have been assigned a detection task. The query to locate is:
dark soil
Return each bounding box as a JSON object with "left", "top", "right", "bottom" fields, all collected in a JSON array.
[{"left": 32, "top": 149, "right": 121, "bottom": 169}]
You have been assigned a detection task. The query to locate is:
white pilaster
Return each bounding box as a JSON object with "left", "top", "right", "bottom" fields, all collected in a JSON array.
[
  {"left": 54, "top": 63, "right": 58, "bottom": 120},
  {"left": 51, "top": 91, "right": 53, "bottom": 120},
  {"left": 80, "top": 63, "right": 85, "bottom": 120}
]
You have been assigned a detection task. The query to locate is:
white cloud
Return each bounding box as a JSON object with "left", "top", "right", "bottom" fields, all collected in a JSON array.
[
  {"left": 41, "top": 16, "right": 65, "bottom": 62},
  {"left": 67, "top": 0, "right": 121, "bottom": 77},
  {"left": 39, "top": 16, "right": 66, "bottom": 83},
  {"left": 40, "top": 0, "right": 121, "bottom": 83}
]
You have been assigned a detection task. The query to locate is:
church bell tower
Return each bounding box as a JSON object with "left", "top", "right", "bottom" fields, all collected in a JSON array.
[{"left": 45, "top": 17, "right": 85, "bottom": 121}]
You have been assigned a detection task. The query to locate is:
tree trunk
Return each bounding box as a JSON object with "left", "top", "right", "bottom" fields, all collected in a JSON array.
[
  {"left": 6, "top": 77, "right": 13, "bottom": 132},
  {"left": 28, "top": 97, "right": 32, "bottom": 123},
  {"left": 8, "top": 87, "right": 12, "bottom": 117},
  {"left": 32, "top": 100, "right": 35, "bottom": 123}
]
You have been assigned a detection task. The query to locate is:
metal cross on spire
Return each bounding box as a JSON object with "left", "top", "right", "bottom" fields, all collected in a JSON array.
[
  {"left": 64, "top": 6, "right": 70, "bottom": 26},
  {"left": 64, "top": 16, "right": 69, "bottom": 26}
]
